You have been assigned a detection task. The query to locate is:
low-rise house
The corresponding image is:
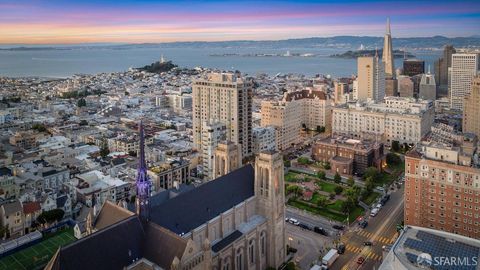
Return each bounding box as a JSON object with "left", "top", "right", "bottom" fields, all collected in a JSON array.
[
  {"left": 0, "top": 200, "right": 24, "bottom": 238},
  {"left": 22, "top": 201, "right": 41, "bottom": 233},
  {"left": 56, "top": 194, "right": 72, "bottom": 218}
]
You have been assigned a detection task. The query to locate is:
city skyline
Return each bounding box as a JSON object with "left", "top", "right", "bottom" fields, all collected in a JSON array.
[{"left": 1, "top": 0, "right": 480, "bottom": 44}]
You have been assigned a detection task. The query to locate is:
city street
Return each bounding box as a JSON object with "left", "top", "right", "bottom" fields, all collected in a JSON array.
[
  {"left": 330, "top": 186, "right": 404, "bottom": 270},
  {"left": 286, "top": 223, "right": 331, "bottom": 270},
  {"left": 286, "top": 207, "right": 344, "bottom": 237}
]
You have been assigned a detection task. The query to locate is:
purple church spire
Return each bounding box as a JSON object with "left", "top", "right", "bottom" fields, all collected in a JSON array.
[{"left": 136, "top": 120, "right": 151, "bottom": 221}]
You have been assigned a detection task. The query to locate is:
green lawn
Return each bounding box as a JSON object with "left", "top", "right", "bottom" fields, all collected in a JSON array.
[
  {"left": 0, "top": 228, "right": 76, "bottom": 270},
  {"left": 310, "top": 193, "right": 328, "bottom": 205},
  {"left": 288, "top": 198, "right": 364, "bottom": 223},
  {"left": 316, "top": 180, "right": 339, "bottom": 193},
  {"left": 326, "top": 200, "right": 344, "bottom": 212},
  {"left": 362, "top": 192, "right": 381, "bottom": 206},
  {"left": 285, "top": 172, "right": 301, "bottom": 182}
]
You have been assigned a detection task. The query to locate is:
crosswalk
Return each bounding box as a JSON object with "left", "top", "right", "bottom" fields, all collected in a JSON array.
[
  {"left": 344, "top": 244, "right": 383, "bottom": 261},
  {"left": 355, "top": 230, "right": 397, "bottom": 244}
]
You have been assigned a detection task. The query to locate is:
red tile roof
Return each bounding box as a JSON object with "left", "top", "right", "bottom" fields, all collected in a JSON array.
[{"left": 23, "top": 202, "right": 41, "bottom": 214}]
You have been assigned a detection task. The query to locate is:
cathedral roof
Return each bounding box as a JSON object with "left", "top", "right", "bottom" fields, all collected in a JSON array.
[
  {"left": 94, "top": 200, "right": 135, "bottom": 230},
  {"left": 47, "top": 216, "right": 145, "bottom": 270},
  {"left": 149, "top": 164, "right": 255, "bottom": 235}
]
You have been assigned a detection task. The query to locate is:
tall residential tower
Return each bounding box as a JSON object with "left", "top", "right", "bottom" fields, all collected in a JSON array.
[{"left": 192, "top": 72, "right": 253, "bottom": 158}]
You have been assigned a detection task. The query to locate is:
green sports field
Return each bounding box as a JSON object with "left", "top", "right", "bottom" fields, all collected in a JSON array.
[{"left": 0, "top": 229, "right": 76, "bottom": 270}]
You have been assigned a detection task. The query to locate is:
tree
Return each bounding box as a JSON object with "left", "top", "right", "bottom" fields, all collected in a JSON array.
[
  {"left": 364, "top": 176, "right": 375, "bottom": 193},
  {"left": 297, "top": 157, "right": 310, "bottom": 165},
  {"left": 0, "top": 225, "right": 7, "bottom": 239},
  {"left": 317, "top": 170, "right": 326, "bottom": 180},
  {"left": 334, "top": 185, "right": 344, "bottom": 195},
  {"left": 77, "top": 98, "right": 86, "bottom": 107},
  {"left": 324, "top": 162, "right": 331, "bottom": 170},
  {"left": 316, "top": 126, "right": 326, "bottom": 133},
  {"left": 391, "top": 140, "right": 400, "bottom": 152},
  {"left": 316, "top": 196, "right": 328, "bottom": 208},
  {"left": 37, "top": 209, "right": 64, "bottom": 225},
  {"left": 403, "top": 143, "right": 411, "bottom": 152},
  {"left": 364, "top": 167, "right": 379, "bottom": 181},
  {"left": 386, "top": 153, "right": 402, "bottom": 166},
  {"left": 100, "top": 139, "right": 110, "bottom": 158},
  {"left": 334, "top": 172, "right": 342, "bottom": 184},
  {"left": 31, "top": 123, "right": 47, "bottom": 132},
  {"left": 347, "top": 177, "right": 355, "bottom": 187}
]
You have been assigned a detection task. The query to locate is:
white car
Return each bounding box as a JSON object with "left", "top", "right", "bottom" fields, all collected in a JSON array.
[
  {"left": 370, "top": 208, "right": 379, "bottom": 217},
  {"left": 375, "top": 203, "right": 382, "bottom": 209},
  {"left": 287, "top": 218, "right": 300, "bottom": 225}
]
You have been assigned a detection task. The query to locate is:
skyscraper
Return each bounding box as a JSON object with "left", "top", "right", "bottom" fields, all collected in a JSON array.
[
  {"left": 419, "top": 67, "right": 437, "bottom": 100},
  {"left": 434, "top": 45, "right": 456, "bottom": 96},
  {"left": 449, "top": 53, "right": 479, "bottom": 111},
  {"left": 463, "top": 76, "right": 480, "bottom": 137},
  {"left": 135, "top": 121, "right": 151, "bottom": 222},
  {"left": 403, "top": 59, "right": 425, "bottom": 77},
  {"left": 357, "top": 56, "right": 385, "bottom": 102},
  {"left": 192, "top": 72, "right": 253, "bottom": 158},
  {"left": 382, "top": 17, "right": 395, "bottom": 79}
]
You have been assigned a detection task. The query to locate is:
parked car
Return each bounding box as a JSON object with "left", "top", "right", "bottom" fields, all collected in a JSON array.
[
  {"left": 332, "top": 224, "right": 345, "bottom": 230},
  {"left": 370, "top": 208, "right": 379, "bottom": 217},
  {"left": 356, "top": 257, "right": 365, "bottom": 264},
  {"left": 287, "top": 218, "right": 300, "bottom": 226},
  {"left": 359, "top": 220, "right": 368, "bottom": 228},
  {"left": 298, "top": 223, "right": 312, "bottom": 230},
  {"left": 314, "top": 226, "right": 328, "bottom": 236},
  {"left": 375, "top": 204, "right": 382, "bottom": 209}
]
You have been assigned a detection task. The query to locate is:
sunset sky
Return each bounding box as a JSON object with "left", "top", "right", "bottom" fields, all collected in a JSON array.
[{"left": 1, "top": 0, "right": 479, "bottom": 44}]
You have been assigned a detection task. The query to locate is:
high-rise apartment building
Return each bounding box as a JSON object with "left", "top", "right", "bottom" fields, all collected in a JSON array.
[
  {"left": 201, "top": 122, "right": 226, "bottom": 180},
  {"left": 261, "top": 89, "right": 330, "bottom": 150},
  {"left": 404, "top": 134, "right": 480, "bottom": 239},
  {"left": 449, "top": 53, "right": 479, "bottom": 111},
  {"left": 192, "top": 72, "right": 253, "bottom": 157},
  {"left": 463, "top": 76, "right": 480, "bottom": 137},
  {"left": 419, "top": 70, "right": 437, "bottom": 100},
  {"left": 332, "top": 97, "right": 434, "bottom": 145},
  {"left": 434, "top": 45, "right": 456, "bottom": 97},
  {"left": 382, "top": 17, "right": 395, "bottom": 79},
  {"left": 357, "top": 56, "right": 386, "bottom": 102}
]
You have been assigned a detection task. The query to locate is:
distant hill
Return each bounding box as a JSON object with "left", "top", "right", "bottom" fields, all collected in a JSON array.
[
  {"left": 137, "top": 61, "right": 177, "bottom": 73},
  {"left": 2, "top": 36, "right": 480, "bottom": 51},
  {"left": 331, "top": 49, "right": 415, "bottom": 59}
]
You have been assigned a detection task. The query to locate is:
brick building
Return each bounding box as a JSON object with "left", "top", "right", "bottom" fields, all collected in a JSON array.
[
  {"left": 404, "top": 133, "right": 480, "bottom": 239},
  {"left": 312, "top": 136, "right": 385, "bottom": 176}
]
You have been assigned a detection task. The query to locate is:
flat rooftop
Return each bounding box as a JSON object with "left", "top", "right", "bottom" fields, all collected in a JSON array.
[{"left": 380, "top": 226, "right": 480, "bottom": 270}]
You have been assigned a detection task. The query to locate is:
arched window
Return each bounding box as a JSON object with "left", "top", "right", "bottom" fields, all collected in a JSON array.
[
  {"left": 236, "top": 249, "right": 243, "bottom": 270},
  {"left": 260, "top": 232, "right": 266, "bottom": 256},
  {"left": 222, "top": 257, "right": 230, "bottom": 270},
  {"left": 249, "top": 240, "right": 255, "bottom": 264}
]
